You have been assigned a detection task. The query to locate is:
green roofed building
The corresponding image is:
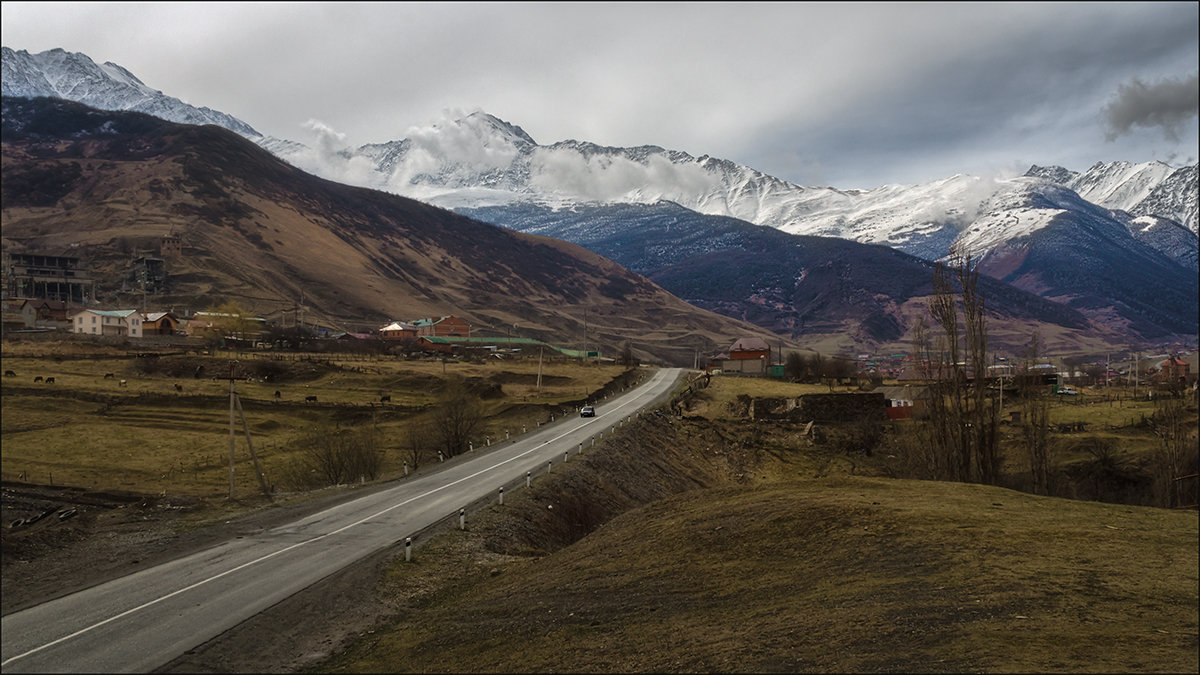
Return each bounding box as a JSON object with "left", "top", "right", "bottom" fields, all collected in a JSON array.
[{"left": 416, "top": 336, "right": 601, "bottom": 359}]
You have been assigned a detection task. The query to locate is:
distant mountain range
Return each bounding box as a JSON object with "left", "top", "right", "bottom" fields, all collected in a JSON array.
[{"left": 3, "top": 46, "right": 1196, "bottom": 355}]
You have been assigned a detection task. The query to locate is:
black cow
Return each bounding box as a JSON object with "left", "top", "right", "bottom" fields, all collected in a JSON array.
[
  {"left": 33, "top": 376, "right": 43, "bottom": 383},
  {"left": 103, "top": 373, "right": 114, "bottom": 379},
  {"left": 45, "top": 377, "right": 55, "bottom": 384},
  {"left": 174, "top": 383, "right": 183, "bottom": 392},
  {"left": 274, "top": 390, "right": 281, "bottom": 399},
  {"left": 305, "top": 395, "right": 317, "bottom": 403},
  {"left": 380, "top": 395, "right": 391, "bottom": 403},
  {"left": 4, "top": 370, "right": 15, "bottom": 377}
]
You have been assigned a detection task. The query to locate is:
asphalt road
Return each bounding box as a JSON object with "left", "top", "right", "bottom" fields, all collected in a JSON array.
[{"left": 1, "top": 367, "right": 685, "bottom": 673}]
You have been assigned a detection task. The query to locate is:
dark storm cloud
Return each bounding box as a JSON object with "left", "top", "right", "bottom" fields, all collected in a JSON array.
[{"left": 1102, "top": 73, "right": 1200, "bottom": 142}]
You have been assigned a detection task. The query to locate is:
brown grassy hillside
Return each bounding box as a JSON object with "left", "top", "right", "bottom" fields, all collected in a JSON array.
[
  {"left": 310, "top": 410, "right": 1198, "bottom": 674},
  {"left": 1, "top": 97, "right": 792, "bottom": 365}
]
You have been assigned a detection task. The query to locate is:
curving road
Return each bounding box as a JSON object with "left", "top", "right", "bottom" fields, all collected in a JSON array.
[{"left": 1, "top": 367, "right": 685, "bottom": 673}]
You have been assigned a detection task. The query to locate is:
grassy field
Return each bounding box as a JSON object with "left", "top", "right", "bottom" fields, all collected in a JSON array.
[
  {"left": 315, "top": 411, "right": 1198, "bottom": 673},
  {"left": 1, "top": 340, "right": 633, "bottom": 499},
  {"left": 5, "top": 342, "right": 1196, "bottom": 672}
]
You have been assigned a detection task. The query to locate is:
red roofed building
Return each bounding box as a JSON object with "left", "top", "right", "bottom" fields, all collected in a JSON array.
[
  {"left": 712, "top": 337, "right": 772, "bottom": 375},
  {"left": 1156, "top": 356, "right": 1190, "bottom": 386}
]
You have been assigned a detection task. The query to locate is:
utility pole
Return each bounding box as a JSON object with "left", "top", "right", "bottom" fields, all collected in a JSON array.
[
  {"left": 536, "top": 347, "right": 543, "bottom": 391},
  {"left": 228, "top": 361, "right": 237, "bottom": 499},
  {"left": 226, "top": 360, "right": 270, "bottom": 501}
]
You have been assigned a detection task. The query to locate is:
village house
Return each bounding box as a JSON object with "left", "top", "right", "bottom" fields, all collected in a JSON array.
[
  {"left": 873, "top": 384, "right": 933, "bottom": 419},
  {"left": 19, "top": 299, "right": 73, "bottom": 329},
  {"left": 379, "top": 321, "right": 418, "bottom": 340},
  {"left": 1155, "top": 356, "right": 1192, "bottom": 387},
  {"left": 411, "top": 315, "right": 471, "bottom": 338},
  {"left": 71, "top": 309, "right": 143, "bottom": 338},
  {"left": 712, "top": 337, "right": 772, "bottom": 375},
  {"left": 141, "top": 311, "right": 181, "bottom": 336}
]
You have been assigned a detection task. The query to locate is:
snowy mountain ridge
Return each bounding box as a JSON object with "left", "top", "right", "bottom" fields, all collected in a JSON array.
[
  {"left": 2, "top": 46, "right": 1196, "bottom": 271},
  {"left": 1, "top": 47, "right": 261, "bottom": 138}
]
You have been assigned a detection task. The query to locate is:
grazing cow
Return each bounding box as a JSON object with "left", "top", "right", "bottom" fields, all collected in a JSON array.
[
  {"left": 4, "top": 370, "right": 15, "bottom": 377},
  {"left": 33, "top": 376, "right": 43, "bottom": 383},
  {"left": 45, "top": 377, "right": 55, "bottom": 384},
  {"left": 305, "top": 395, "right": 317, "bottom": 403},
  {"left": 380, "top": 395, "right": 391, "bottom": 403},
  {"left": 104, "top": 373, "right": 114, "bottom": 379},
  {"left": 174, "top": 383, "right": 183, "bottom": 392},
  {"left": 119, "top": 379, "right": 127, "bottom": 387},
  {"left": 274, "top": 390, "right": 281, "bottom": 399}
]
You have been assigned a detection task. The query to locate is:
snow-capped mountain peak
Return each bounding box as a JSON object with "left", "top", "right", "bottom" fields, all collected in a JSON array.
[{"left": 1, "top": 46, "right": 261, "bottom": 138}]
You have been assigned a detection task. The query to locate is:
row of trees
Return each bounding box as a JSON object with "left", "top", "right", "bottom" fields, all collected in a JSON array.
[
  {"left": 907, "top": 255, "right": 1002, "bottom": 485},
  {"left": 899, "top": 253, "right": 1194, "bottom": 508}
]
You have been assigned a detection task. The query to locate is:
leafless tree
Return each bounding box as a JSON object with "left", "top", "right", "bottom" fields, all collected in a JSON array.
[
  {"left": 403, "top": 417, "right": 434, "bottom": 472},
  {"left": 1147, "top": 393, "right": 1197, "bottom": 508},
  {"left": 916, "top": 253, "right": 1000, "bottom": 484},
  {"left": 1020, "top": 332, "right": 1052, "bottom": 495},
  {"left": 431, "top": 376, "right": 484, "bottom": 458}
]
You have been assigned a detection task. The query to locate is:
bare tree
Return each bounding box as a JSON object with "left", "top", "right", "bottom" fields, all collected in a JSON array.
[
  {"left": 431, "top": 376, "right": 484, "bottom": 458},
  {"left": 403, "top": 417, "right": 434, "bottom": 472},
  {"left": 1147, "top": 393, "right": 1197, "bottom": 508},
  {"left": 784, "top": 351, "right": 806, "bottom": 381},
  {"left": 918, "top": 253, "right": 1000, "bottom": 484},
  {"left": 1020, "top": 332, "right": 1052, "bottom": 495},
  {"left": 287, "top": 423, "right": 383, "bottom": 488}
]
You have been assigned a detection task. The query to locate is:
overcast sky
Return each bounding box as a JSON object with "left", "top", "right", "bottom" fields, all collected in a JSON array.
[{"left": 3, "top": 2, "right": 1197, "bottom": 189}]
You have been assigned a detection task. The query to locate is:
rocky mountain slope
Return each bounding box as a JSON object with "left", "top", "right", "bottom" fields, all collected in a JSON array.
[{"left": 457, "top": 201, "right": 1136, "bottom": 355}]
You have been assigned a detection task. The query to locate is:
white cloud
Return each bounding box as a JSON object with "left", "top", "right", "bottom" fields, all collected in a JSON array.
[
  {"left": 527, "top": 147, "right": 721, "bottom": 203},
  {"left": 280, "top": 119, "right": 381, "bottom": 189}
]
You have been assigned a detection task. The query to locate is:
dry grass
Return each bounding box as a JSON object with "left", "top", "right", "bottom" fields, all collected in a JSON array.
[
  {"left": 320, "top": 472, "right": 1198, "bottom": 673},
  {"left": 0, "top": 343, "right": 630, "bottom": 498}
]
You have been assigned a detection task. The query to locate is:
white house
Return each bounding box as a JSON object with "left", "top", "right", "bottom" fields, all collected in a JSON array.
[{"left": 71, "top": 309, "right": 143, "bottom": 338}]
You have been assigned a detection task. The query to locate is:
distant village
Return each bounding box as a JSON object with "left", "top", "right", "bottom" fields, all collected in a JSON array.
[{"left": 3, "top": 248, "right": 1196, "bottom": 405}]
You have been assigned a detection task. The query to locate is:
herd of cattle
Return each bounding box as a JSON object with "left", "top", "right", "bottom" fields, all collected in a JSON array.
[{"left": 4, "top": 369, "right": 394, "bottom": 404}]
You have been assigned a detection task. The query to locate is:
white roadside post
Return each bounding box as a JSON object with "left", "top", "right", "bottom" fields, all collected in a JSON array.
[
  {"left": 459, "top": 508, "right": 465, "bottom": 530},
  {"left": 405, "top": 537, "right": 412, "bottom": 562},
  {"left": 526, "top": 471, "right": 531, "bottom": 488},
  {"left": 499, "top": 486, "right": 504, "bottom": 505}
]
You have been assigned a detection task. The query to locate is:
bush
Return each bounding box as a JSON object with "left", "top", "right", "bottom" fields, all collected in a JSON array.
[{"left": 280, "top": 424, "right": 383, "bottom": 489}]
